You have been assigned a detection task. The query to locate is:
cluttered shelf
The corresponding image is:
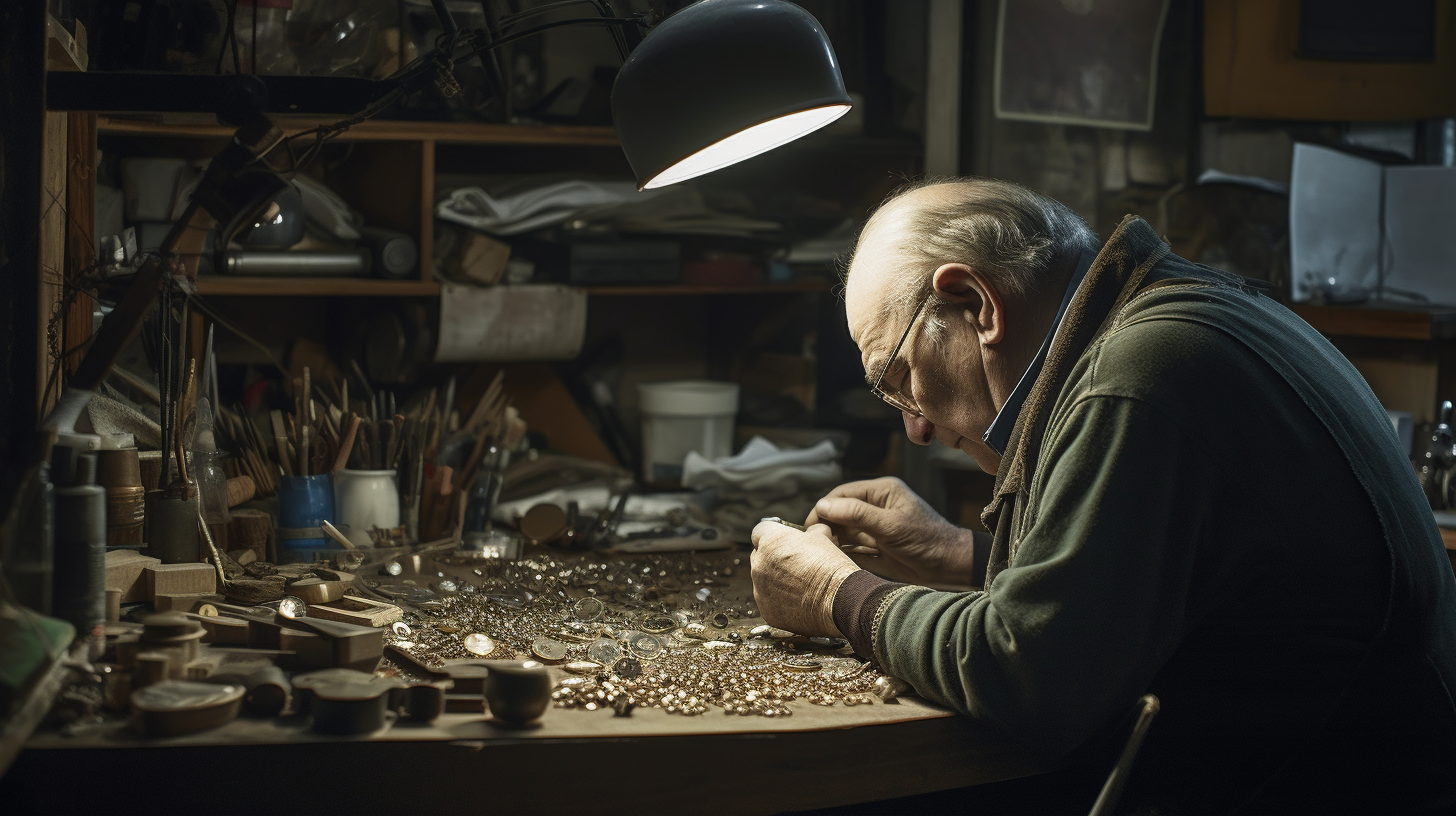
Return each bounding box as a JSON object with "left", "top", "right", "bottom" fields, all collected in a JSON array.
[
  {"left": 1292, "top": 302, "right": 1456, "bottom": 342},
  {"left": 97, "top": 115, "right": 620, "bottom": 147},
  {"left": 192, "top": 278, "right": 835, "bottom": 297},
  {"left": 194, "top": 277, "right": 440, "bottom": 296}
]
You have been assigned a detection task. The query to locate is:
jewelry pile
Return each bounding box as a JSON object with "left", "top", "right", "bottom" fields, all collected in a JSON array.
[{"left": 370, "top": 551, "right": 905, "bottom": 717}]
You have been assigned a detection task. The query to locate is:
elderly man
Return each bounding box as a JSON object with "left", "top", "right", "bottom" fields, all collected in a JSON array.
[{"left": 751, "top": 177, "right": 1456, "bottom": 813}]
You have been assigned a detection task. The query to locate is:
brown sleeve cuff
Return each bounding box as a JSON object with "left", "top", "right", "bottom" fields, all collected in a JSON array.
[{"left": 832, "top": 569, "right": 905, "bottom": 661}]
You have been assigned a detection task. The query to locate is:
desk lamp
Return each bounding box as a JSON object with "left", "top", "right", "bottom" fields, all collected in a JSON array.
[{"left": 41, "top": 0, "right": 853, "bottom": 450}]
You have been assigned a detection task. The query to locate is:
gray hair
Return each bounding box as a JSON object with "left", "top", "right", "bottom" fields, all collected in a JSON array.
[{"left": 848, "top": 176, "right": 1098, "bottom": 341}]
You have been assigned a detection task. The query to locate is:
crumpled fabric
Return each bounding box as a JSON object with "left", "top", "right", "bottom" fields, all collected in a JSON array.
[{"left": 682, "top": 436, "right": 841, "bottom": 498}]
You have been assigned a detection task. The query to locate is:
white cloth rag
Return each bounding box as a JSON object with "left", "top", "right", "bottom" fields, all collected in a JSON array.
[{"left": 681, "top": 436, "right": 841, "bottom": 497}]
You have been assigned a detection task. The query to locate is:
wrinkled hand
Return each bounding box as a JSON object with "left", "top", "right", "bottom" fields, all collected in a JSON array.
[
  {"left": 750, "top": 520, "right": 859, "bottom": 637},
  {"left": 805, "top": 477, "right": 976, "bottom": 586}
]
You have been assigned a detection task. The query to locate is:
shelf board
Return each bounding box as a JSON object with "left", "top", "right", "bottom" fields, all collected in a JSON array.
[
  {"left": 194, "top": 277, "right": 440, "bottom": 296},
  {"left": 1291, "top": 303, "right": 1456, "bottom": 341},
  {"left": 582, "top": 280, "right": 834, "bottom": 296},
  {"left": 194, "top": 278, "right": 833, "bottom": 297},
  {"left": 98, "top": 115, "right": 619, "bottom": 147}
]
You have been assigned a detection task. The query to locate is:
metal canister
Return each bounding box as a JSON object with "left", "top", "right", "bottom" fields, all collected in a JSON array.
[
  {"left": 54, "top": 451, "right": 106, "bottom": 639},
  {"left": 96, "top": 447, "right": 146, "bottom": 548},
  {"left": 146, "top": 487, "right": 201, "bottom": 564}
]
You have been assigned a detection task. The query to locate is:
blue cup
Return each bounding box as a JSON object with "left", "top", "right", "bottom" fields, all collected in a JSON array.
[{"left": 277, "top": 474, "right": 334, "bottom": 563}]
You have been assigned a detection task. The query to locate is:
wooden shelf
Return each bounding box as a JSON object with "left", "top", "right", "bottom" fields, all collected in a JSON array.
[
  {"left": 1292, "top": 303, "right": 1456, "bottom": 342},
  {"left": 194, "top": 277, "right": 439, "bottom": 297},
  {"left": 583, "top": 280, "right": 834, "bottom": 296},
  {"left": 195, "top": 278, "right": 833, "bottom": 297},
  {"left": 98, "top": 115, "right": 619, "bottom": 147}
]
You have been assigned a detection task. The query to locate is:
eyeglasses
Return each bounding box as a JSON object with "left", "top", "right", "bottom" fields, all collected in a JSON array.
[{"left": 869, "top": 291, "right": 934, "bottom": 416}]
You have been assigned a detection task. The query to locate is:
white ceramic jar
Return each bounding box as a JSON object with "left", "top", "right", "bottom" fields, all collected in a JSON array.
[{"left": 332, "top": 469, "right": 400, "bottom": 548}]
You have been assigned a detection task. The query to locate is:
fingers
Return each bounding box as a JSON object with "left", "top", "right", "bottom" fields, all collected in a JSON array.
[{"left": 813, "top": 496, "right": 895, "bottom": 534}]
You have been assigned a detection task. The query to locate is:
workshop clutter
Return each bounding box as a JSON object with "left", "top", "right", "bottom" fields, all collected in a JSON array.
[{"left": 104, "top": 160, "right": 414, "bottom": 281}]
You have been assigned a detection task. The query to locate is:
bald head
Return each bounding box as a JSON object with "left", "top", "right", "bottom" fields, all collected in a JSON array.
[{"left": 845, "top": 177, "right": 1097, "bottom": 338}]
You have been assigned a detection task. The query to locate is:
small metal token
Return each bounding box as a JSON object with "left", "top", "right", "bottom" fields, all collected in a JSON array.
[
  {"left": 463, "top": 633, "right": 495, "bottom": 656},
  {"left": 612, "top": 657, "right": 643, "bottom": 679},
  {"left": 628, "top": 633, "right": 664, "bottom": 660},
  {"left": 711, "top": 613, "right": 729, "bottom": 629},
  {"left": 436, "top": 624, "right": 459, "bottom": 634},
  {"left": 560, "top": 676, "right": 591, "bottom": 688},
  {"left": 641, "top": 615, "right": 675, "bottom": 633},
  {"left": 556, "top": 628, "right": 596, "bottom": 644},
  {"left": 587, "top": 638, "right": 624, "bottom": 666},
  {"left": 531, "top": 636, "right": 568, "bottom": 662},
  {"left": 384, "top": 561, "right": 403, "bottom": 576},
  {"left": 565, "top": 660, "right": 604, "bottom": 675},
  {"left": 809, "top": 636, "right": 848, "bottom": 649},
  {"left": 571, "top": 597, "right": 605, "bottom": 621},
  {"left": 279, "top": 596, "right": 310, "bottom": 619},
  {"left": 196, "top": 604, "right": 218, "bottom": 617},
  {"left": 392, "top": 621, "right": 412, "bottom": 637},
  {"left": 782, "top": 655, "right": 822, "bottom": 671},
  {"left": 683, "top": 623, "right": 709, "bottom": 640}
]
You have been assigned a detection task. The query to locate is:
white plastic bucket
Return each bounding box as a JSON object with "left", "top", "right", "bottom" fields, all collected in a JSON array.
[{"left": 637, "top": 380, "right": 740, "bottom": 484}]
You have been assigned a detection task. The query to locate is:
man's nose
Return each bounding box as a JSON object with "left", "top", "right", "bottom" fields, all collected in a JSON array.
[{"left": 903, "top": 412, "right": 935, "bottom": 446}]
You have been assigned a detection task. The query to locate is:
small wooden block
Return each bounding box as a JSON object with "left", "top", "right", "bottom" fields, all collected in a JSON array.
[
  {"left": 308, "top": 596, "right": 403, "bottom": 628},
  {"left": 153, "top": 592, "right": 225, "bottom": 613},
  {"left": 289, "top": 578, "right": 346, "bottom": 605},
  {"left": 279, "top": 629, "right": 334, "bottom": 672},
  {"left": 145, "top": 563, "right": 218, "bottom": 601},
  {"left": 106, "top": 550, "right": 161, "bottom": 603},
  {"left": 293, "top": 617, "right": 386, "bottom": 673},
  {"left": 195, "top": 615, "right": 250, "bottom": 645}
]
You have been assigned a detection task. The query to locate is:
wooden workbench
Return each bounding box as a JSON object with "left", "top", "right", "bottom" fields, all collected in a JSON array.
[
  {"left": 5, "top": 693, "right": 1044, "bottom": 814},
  {"left": 2, "top": 543, "right": 1049, "bottom": 814}
]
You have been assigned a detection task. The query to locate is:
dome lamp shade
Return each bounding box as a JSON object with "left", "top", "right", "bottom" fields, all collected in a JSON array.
[{"left": 610, "top": 0, "right": 854, "bottom": 190}]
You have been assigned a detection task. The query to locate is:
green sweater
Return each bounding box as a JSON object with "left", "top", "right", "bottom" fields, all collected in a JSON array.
[{"left": 834, "top": 217, "right": 1456, "bottom": 813}]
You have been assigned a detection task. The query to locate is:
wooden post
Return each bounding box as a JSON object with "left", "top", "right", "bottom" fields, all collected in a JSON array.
[{"left": 64, "top": 112, "right": 95, "bottom": 379}]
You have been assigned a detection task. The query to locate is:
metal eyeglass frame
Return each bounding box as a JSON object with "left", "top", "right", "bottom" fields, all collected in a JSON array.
[{"left": 869, "top": 290, "right": 935, "bottom": 416}]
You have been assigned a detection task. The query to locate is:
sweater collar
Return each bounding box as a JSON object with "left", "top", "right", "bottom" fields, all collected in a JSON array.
[
  {"left": 982, "top": 248, "right": 1097, "bottom": 457},
  {"left": 981, "top": 216, "right": 1171, "bottom": 549}
]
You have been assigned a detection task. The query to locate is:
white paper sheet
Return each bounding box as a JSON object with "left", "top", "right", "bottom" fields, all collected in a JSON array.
[{"left": 435, "top": 284, "right": 587, "bottom": 362}]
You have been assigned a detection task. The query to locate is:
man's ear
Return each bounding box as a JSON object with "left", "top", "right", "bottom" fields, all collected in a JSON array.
[{"left": 931, "top": 263, "right": 1005, "bottom": 345}]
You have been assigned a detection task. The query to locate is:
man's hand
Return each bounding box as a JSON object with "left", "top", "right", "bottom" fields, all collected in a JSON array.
[
  {"left": 806, "top": 477, "right": 977, "bottom": 586},
  {"left": 750, "top": 520, "right": 860, "bottom": 637}
]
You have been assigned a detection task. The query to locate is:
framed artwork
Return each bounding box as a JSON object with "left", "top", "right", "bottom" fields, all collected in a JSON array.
[{"left": 994, "top": 0, "right": 1171, "bottom": 130}]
